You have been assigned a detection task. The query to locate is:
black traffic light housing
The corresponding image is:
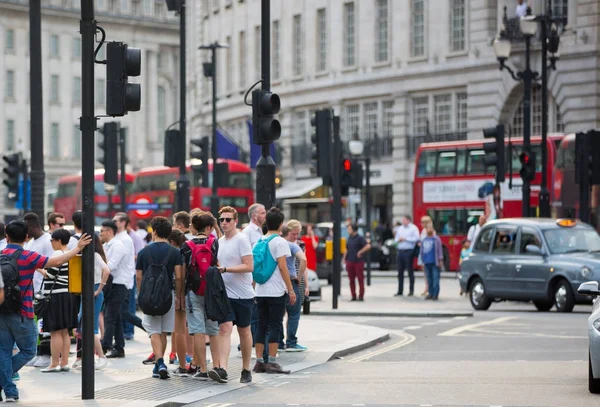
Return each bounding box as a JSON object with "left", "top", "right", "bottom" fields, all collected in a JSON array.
[
  {"left": 311, "top": 109, "right": 332, "bottom": 184},
  {"left": 519, "top": 151, "right": 536, "bottom": 182},
  {"left": 165, "top": 0, "right": 183, "bottom": 11},
  {"left": 190, "top": 136, "right": 210, "bottom": 188},
  {"left": 3, "top": 153, "right": 21, "bottom": 201},
  {"left": 252, "top": 89, "right": 281, "bottom": 144},
  {"left": 482, "top": 124, "right": 505, "bottom": 183},
  {"left": 164, "top": 129, "right": 181, "bottom": 168},
  {"left": 106, "top": 41, "right": 141, "bottom": 117},
  {"left": 575, "top": 130, "right": 600, "bottom": 186},
  {"left": 98, "top": 122, "right": 119, "bottom": 185},
  {"left": 351, "top": 158, "right": 364, "bottom": 189}
]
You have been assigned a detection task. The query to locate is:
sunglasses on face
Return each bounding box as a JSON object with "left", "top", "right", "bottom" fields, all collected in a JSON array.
[
  {"left": 56, "top": 223, "right": 65, "bottom": 227},
  {"left": 219, "top": 218, "right": 234, "bottom": 223}
]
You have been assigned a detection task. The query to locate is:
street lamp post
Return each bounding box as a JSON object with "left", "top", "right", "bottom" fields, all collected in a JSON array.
[
  {"left": 199, "top": 42, "right": 228, "bottom": 217},
  {"left": 493, "top": 5, "right": 561, "bottom": 218}
]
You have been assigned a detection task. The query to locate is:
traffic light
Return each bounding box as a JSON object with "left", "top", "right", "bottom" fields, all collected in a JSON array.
[
  {"left": 106, "top": 41, "right": 141, "bottom": 117},
  {"left": 164, "top": 129, "right": 181, "bottom": 168},
  {"left": 482, "top": 124, "right": 505, "bottom": 183},
  {"left": 519, "top": 151, "right": 536, "bottom": 182},
  {"left": 311, "top": 109, "right": 332, "bottom": 183},
  {"left": 341, "top": 158, "right": 352, "bottom": 196},
  {"left": 190, "top": 136, "right": 210, "bottom": 188},
  {"left": 3, "top": 153, "right": 21, "bottom": 201},
  {"left": 251, "top": 89, "right": 281, "bottom": 144},
  {"left": 351, "top": 159, "right": 364, "bottom": 189},
  {"left": 575, "top": 131, "right": 600, "bottom": 186},
  {"left": 98, "top": 122, "right": 119, "bottom": 185}
]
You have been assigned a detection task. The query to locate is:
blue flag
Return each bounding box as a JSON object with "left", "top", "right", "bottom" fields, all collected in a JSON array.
[
  {"left": 247, "top": 120, "right": 277, "bottom": 169},
  {"left": 216, "top": 127, "right": 241, "bottom": 161}
]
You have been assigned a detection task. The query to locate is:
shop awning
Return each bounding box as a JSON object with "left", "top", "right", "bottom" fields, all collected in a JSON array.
[{"left": 275, "top": 178, "right": 323, "bottom": 200}]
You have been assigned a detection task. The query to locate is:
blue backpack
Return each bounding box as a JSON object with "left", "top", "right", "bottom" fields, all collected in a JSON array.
[{"left": 252, "top": 234, "right": 279, "bottom": 284}]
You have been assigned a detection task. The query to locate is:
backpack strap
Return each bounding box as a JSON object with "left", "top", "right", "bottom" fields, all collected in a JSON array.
[{"left": 10, "top": 248, "right": 23, "bottom": 260}]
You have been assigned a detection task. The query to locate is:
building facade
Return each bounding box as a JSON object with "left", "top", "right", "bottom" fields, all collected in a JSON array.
[{"left": 0, "top": 0, "right": 179, "bottom": 216}]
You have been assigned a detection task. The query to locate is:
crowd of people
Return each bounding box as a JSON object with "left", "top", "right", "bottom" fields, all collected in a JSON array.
[{"left": 0, "top": 203, "right": 313, "bottom": 402}]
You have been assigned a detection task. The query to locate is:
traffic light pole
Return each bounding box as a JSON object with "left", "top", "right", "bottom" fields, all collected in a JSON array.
[
  {"left": 538, "top": 20, "right": 551, "bottom": 218},
  {"left": 21, "top": 159, "right": 28, "bottom": 214},
  {"left": 80, "top": 0, "right": 96, "bottom": 399},
  {"left": 176, "top": 1, "right": 190, "bottom": 213},
  {"left": 119, "top": 128, "right": 127, "bottom": 212},
  {"left": 210, "top": 44, "right": 220, "bottom": 216},
  {"left": 365, "top": 155, "right": 372, "bottom": 286},
  {"left": 521, "top": 35, "right": 534, "bottom": 218},
  {"left": 332, "top": 115, "right": 342, "bottom": 309},
  {"left": 255, "top": 0, "right": 277, "bottom": 210},
  {"left": 29, "top": 0, "right": 45, "bottom": 220}
]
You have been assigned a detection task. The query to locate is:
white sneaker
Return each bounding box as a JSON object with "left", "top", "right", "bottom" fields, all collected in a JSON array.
[
  {"left": 95, "top": 357, "right": 108, "bottom": 370},
  {"left": 72, "top": 359, "right": 82, "bottom": 369},
  {"left": 26, "top": 355, "right": 39, "bottom": 367},
  {"left": 33, "top": 355, "right": 51, "bottom": 368}
]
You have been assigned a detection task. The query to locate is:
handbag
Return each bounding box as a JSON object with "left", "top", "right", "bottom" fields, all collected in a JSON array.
[{"left": 34, "top": 275, "right": 58, "bottom": 318}]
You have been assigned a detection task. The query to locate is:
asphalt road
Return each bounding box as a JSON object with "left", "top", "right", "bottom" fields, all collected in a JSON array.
[{"left": 189, "top": 305, "right": 598, "bottom": 407}]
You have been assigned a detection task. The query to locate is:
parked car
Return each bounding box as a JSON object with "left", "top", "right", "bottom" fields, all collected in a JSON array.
[
  {"left": 577, "top": 281, "right": 600, "bottom": 393},
  {"left": 459, "top": 218, "right": 600, "bottom": 313}
]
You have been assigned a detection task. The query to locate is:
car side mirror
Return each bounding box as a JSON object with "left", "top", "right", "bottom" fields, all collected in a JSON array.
[
  {"left": 525, "top": 244, "right": 544, "bottom": 255},
  {"left": 578, "top": 281, "right": 600, "bottom": 296}
]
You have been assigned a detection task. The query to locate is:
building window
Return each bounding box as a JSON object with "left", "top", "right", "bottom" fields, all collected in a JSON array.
[
  {"left": 72, "top": 124, "right": 81, "bottom": 159},
  {"left": 411, "top": 0, "right": 425, "bottom": 57},
  {"left": 363, "top": 102, "right": 378, "bottom": 140},
  {"left": 239, "top": 31, "right": 246, "bottom": 88},
  {"left": 96, "top": 78, "right": 105, "bottom": 105},
  {"left": 450, "top": 0, "right": 465, "bottom": 52},
  {"left": 382, "top": 101, "right": 394, "bottom": 139},
  {"left": 375, "top": 0, "right": 389, "bottom": 62},
  {"left": 72, "top": 76, "right": 81, "bottom": 105},
  {"left": 343, "top": 2, "right": 356, "bottom": 67},
  {"left": 226, "top": 36, "right": 232, "bottom": 92},
  {"left": 272, "top": 20, "right": 281, "bottom": 80},
  {"left": 72, "top": 37, "right": 81, "bottom": 58},
  {"left": 157, "top": 86, "right": 166, "bottom": 141},
  {"left": 316, "top": 8, "right": 327, "bottom": 72},
  {"left": 120, "top": 0, "right": 129, "bottom": 12},
  {"left": 5, "top": 70, "right": 15, "bottom": 99},
  {"left": 434, "top": 94, "right": 452, "bottom": 133},
  {"left": 456, "top": 92, "right": 467, "bottom": 131},
  {"left": 510, "top": 85, "right": 563, "bottom": 138},
  {"left": 143, "top": 0, "right": 152, "bottom": 14},
  {"left": 50, "top": 74, "right": 60, "bottom": 103},
  {"left": 556, "top": 105, "right": 564, "bottom": 133},
  {"left": 552, "top": 0, "right": 568, "bottom": 26},
  {"left": 412, "top": 97, "right": 429, "bottom": 135},
  {"left": 293, "top": 15, "right": 303, "bottom": 76},
  {"left": 5, "top": 29, "right": 15, "bottom": 52},
  {"left": 345, "top": 104, "right": 360, "bottom": 140},
  {"left": 49, "top": 34, "right": 60, "bottom": 58},
  {"left": 51, "top": 123, "right": 60, "bottom": 158},
  {"left": 6, "top": 120, "right": 15, "bottom": 151},
  {"left": 294, "top": 111, "right": 308, "bottom": 144},
  {"left": 254, "top": 25, "right": 261, "bottom": 80}
]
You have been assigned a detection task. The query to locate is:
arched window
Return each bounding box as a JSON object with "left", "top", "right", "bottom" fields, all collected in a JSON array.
[{"left": 510, "top": 85, "right": 564, "bottom": 137}]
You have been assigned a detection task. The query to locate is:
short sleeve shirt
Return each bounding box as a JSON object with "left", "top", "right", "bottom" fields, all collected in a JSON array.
[
  {"left": 255, "top": 235, "right": 291, "bottom": 297},
  {"left": 285, "top": 242, "right": 302, "bottom": 278},
  {"left": 218, "top": 232, "right": 254, "bottom": 299},
  {"left": 2, "top": 244, "right": 50, "bottom": 319},
  {"left": 136, "top": 242, "right": 183, "bottom": 291},
  {"left": 346, "top": 234, "right": 368, "bottom": 263},
  {"left": 180, "top": 236, "right": 219, "bottom": 268}
]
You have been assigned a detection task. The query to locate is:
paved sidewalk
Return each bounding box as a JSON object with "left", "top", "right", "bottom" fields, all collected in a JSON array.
[
  {"left": 14, "top": 317, "right": 388, "bottom": 407},
  {"left": 311, "top": 275, "right": 474, "bottom": 317}
]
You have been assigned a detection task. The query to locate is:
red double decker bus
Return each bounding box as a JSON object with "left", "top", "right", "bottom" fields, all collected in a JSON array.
[
  {"left": 127, "top": 159, "right": 254, "bottom": 224},
  {"left": 412, "top": 134, "right": 564, "bottom": 271},
  {"left": 54, "top": 170, "right": 136, "bottom": 224}
]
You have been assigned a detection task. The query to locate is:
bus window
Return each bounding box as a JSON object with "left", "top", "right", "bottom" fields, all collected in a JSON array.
[
  {"left": 417, "top": 150, "right": 437, "bottom": 176},
  {"left": 430, "top": 208, "right": 479, "bottom": 236},
  {"left": 437, "top": 151, "right": 457, "bottom": 175},
  {"left": 467, "top": 149, "right": 487, "bottom": 174},
  {"left": 229, "top": 173, "right": 252, "bottom": 189},
  {"left": 56, "top": 182, "right": 77, "bottom": 198},
  {"left": 509, "top": 144, "right": 543, "bottom": 172},
  {"left": 456, "top": 149, "right": 467, "bottom": 174}
]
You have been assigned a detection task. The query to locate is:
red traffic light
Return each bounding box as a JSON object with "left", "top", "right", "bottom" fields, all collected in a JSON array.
[
  {"left": 519, "top": 152, "right": 530, "bottom": 164},
  {"left": 343, "top": 159, "right": 352, "bottom": 171}
]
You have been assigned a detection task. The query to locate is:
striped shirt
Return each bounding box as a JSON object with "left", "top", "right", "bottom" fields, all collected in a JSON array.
[
  {"left": 43, "top": 250, "right": 69, "bottom": 295},
  {"left": 2, "top": 244, "right": 50, "bottom": 319}
]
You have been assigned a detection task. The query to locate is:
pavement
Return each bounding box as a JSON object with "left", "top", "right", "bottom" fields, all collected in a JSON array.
[
  {"left": 311, "top": 273, "right": 474, "bottom": 317},
  {"left": 11, "top": 316, "right": 389, "bottom": 407}
]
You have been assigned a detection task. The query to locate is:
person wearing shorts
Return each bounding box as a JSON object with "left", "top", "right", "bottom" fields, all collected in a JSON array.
[
  {"left": 213, "top": 206, "right": 254, "bottom": 384},
  {"left": 181, "top": 213, "right": 222, "bottom": 382},
  {"left": 136, "top": 217, "right": 183, "bottom": 380}
]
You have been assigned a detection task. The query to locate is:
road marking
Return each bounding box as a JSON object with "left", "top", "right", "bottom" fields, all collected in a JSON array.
[
  {"left": 454, "top": 316, "right": 468, "bottom": 320},
  {"left": 404, "top": 325, "right": 423, "bottom": 330},
  {"left": 422, "top": 322, "right": 437, "bottom": 326},
  {"left": 469, "top": 327, "right": 587, "bottom": 339},
  {"left": 348, "top": 332, "right": 416, "bottom": 363},
  {"left": 438, "top": 316, "right": 517, "bottom": 337}
]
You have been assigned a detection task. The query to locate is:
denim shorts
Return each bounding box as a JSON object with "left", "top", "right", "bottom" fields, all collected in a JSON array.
[
  {"left": 219, "top": 298, "right": 254, "bottom": 328},
  {"left": 78, "top": 283, "right": 103, "bottom": 335},
  {"left": 185, "top": 292, "right": 219, "bottom": 336}
]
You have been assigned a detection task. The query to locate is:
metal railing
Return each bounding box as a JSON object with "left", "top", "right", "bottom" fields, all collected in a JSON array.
[
  {"left": 406, "top": 131, "right": 468, "bottom": 158},
  {"left": 370, "top": 136, "right": 393, "bottom": 159}
]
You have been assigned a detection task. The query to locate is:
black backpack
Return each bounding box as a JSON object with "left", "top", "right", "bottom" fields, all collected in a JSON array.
[
  {"left": 0, "top": 249, "right": 24, "bottom": 314},
  {"left": 137, "top": 246, "right": 173, "bottom": 316},
  {"left": 204, "top": 266, "right": 232, "bottom": 322}
]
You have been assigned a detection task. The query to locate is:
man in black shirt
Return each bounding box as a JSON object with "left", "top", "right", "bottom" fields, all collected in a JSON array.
[{"left": 343, "top": 224, "right": 371, "bottom": 301}]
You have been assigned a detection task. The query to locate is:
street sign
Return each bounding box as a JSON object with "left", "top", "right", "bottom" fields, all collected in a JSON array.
[
  {"left": 127, "top": 196, "right": 158, "bottom": 218},
  {"left": 15, "top": 179, "right": 31, "bottom": 210}
]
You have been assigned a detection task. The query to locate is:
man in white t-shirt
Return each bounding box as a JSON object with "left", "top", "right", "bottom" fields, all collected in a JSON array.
[
  {"left": 242, "top": 203, "right": 266, "bottom": 248},
  {"left": 214, "top": 206, "right": 254, "bottom": 384},
  {"left": 515, "top": 0, "right": 528, "bottom": 17},
  {"left": 252, "top": 207, "right": 296, "bottom": 375}
]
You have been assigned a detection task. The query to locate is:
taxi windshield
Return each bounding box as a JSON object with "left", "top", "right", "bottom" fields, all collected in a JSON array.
[{"left": 543, "top": 228, "right": 600, "bottom": 254}]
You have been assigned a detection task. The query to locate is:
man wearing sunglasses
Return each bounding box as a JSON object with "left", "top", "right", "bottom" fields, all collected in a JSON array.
[{"left": 213, "top": 206, "right": 254, "bottom": 383}]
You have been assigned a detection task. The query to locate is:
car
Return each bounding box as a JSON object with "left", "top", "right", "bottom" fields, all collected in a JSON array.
[
  {"left": 577, "top": 281, "right": 600, "bottom": 393},
  {"left": 459, "top": 218, "right": 600, "bottom": 313}
]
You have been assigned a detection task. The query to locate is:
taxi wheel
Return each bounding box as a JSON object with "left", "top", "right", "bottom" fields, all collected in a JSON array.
[
  {"left": 553, "top": 280, "right": 575, "bottom": 313},
  {"left": 590, "top": 352, "right": 600, "bottom": 394},
  {"left": 469, "top": 278, "right": 491, "bottom": 311},
  {"left": 533, "top": 300, "right": 553, "bottom": 312}
]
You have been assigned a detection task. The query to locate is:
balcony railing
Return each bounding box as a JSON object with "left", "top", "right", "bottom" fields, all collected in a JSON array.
[
  {"left": 291, "top": 143, "right": 312, "bottom": 166},
  {"left": 406, "top": 131, "right": 468, "bottom": 158},
  {"left": 369, "top": 136, "right": 394, "bottom": 159}
]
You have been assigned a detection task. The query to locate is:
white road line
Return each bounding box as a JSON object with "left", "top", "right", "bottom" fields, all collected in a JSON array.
[
  {"left": 422, "top": 322, "right": 437, "bottom": 326},
  {"left": 349, "top": 332, "right": 416, "bottom": 363},
  {"left": 438, "top": 316, "right": 517, "bottom": 337},
  {"left": 404, "top": 325, "right": 423, "bottom": 330},
  {"left": 454, "top": 316, "right": 468, "bottom": 320}
]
